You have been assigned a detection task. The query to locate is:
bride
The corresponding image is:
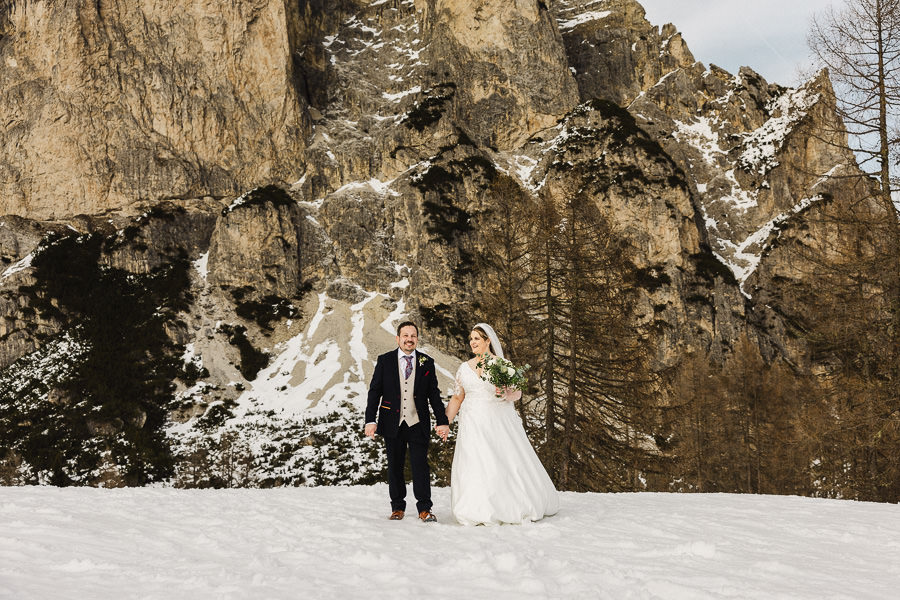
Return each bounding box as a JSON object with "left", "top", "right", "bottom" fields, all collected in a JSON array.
[{"left": 443, "top": 323, "right": 559, "bottom": 525}]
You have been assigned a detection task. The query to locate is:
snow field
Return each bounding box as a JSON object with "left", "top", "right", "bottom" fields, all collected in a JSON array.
[{"left": 1, "top": 486, "right": 898, "bottom": 599}]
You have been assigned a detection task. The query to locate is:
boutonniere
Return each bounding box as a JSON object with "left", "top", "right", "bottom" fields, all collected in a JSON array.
[{"left": 418, "top": 354, "right": 428, "bottom": 367}]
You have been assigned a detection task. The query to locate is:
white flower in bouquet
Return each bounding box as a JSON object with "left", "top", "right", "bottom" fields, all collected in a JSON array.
[{"left": 475, "top": 354, "right": 530, "bottom": 397}]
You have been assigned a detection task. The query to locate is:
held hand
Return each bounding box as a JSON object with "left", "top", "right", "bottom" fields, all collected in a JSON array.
[
  {"left": 495, "top": 386, "right": 521, "bottom": 402},
  {"left": 435, "top": 425, "right": 450, "bottom": 442},
  {"left": 364, "top": 423, "right": 377, "bottom": 438}
]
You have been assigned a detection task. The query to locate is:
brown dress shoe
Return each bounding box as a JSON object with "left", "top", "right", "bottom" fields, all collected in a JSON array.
[
  {"left": 389, "top": 510, "right": 404, "bottom": 520},
  {"left": 418, "top": 510, "right": 436, "bottom": 523}
]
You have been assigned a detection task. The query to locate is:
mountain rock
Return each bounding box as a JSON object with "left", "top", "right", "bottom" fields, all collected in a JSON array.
[
  {"left": 516, "top": 97, "right": 744, "bottom": 366},
  {"left": 0, "top": 0, "right": 872, "bottom": 379},
  {"left": 0, "top": 0, "right": 311, "bottom": 219},
  {"left": 208, "top": 186, "right": 320, "bottom": 300},
  {"left": 556, "top": 0, "right": 695, "bottom": 106},
  {"left": 0, "top": 0, "right": 872, "bottom": 377},
  {"left": 422, "top": 0, "right": 580, "bottom": 150},
  {"left": 0, "top": 0, "right": 893, "bottom": 485}
]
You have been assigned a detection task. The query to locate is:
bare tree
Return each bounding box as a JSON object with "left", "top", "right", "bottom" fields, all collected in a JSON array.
[
  {"left": 528, "top": 193, "right": 658, "bottom": 491},
  {"left": 759, "top": 189, "right": 900, "bottom": 501},
  {"left": 527, "top": 195, "right": 565, "bottom": 442},
  {"left": 809, "top": 0, "right": 900, "bottom": 208},
  {"left": 807, "top": 1, "right": 900, "bottom": 502},
  {"left": 475, "top": 175, "right": 541, "bottom": 422}
]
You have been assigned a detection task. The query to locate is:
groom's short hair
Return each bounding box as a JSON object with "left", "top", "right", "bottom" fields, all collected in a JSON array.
[{"left": 397, "top": 321, "right": 418, "bottom": 336}]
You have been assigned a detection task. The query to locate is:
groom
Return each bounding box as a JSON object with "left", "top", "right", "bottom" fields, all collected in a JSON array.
[{"left": 365, "top": 321, "right": 449, "bottom": 522}]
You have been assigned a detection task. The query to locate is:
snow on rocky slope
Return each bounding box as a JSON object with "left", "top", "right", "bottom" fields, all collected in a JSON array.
[{"left": 167, "top": 289, "right": 462, "bottom": 487}]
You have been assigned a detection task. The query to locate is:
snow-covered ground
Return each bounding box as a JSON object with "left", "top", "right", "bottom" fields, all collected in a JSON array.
[{"left": 1, "top": 486, "right": 898, "bottom": 599}]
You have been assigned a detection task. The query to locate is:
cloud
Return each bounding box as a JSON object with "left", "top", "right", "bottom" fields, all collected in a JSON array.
[{"left": 639, "top": 0, "right": 834, "bottom": 85}]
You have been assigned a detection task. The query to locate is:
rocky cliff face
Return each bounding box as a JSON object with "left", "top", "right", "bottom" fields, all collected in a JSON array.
[
  {"left": 421, "top": 0, "right": 580, "bottom": 150},
  {"left": 0, "top": 0, "right": 889, "bottom": 485},
  {"left": 556, "top": 0, "right": 695, "bottom": 106},
  {"left": 0, "top": 0, "right": 311, "bottom": 218},
  {"left": 553, "top": 0, "right": 883, "bottom": 365},
  {"left": 515, "top": 97, "right": 747, "bottom": 366}
]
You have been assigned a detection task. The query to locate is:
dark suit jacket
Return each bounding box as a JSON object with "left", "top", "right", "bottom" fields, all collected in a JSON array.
[{"left": 365, "top": 349, "right": 449, "bottom": 438}]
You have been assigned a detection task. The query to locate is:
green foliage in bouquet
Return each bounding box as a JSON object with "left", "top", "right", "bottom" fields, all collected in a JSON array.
[{"left": 474, "top": 354, "right": 530, "bottom": 393}]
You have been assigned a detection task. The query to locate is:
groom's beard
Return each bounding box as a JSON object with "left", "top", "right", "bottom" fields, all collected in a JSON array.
[{"left": 401, "top": 342, "right": 416, "bottom": 353}]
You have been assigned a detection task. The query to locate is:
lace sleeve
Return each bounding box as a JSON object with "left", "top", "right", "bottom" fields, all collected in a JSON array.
[{"left": 453, "top": 364, "right": 466, "bottom": 397}]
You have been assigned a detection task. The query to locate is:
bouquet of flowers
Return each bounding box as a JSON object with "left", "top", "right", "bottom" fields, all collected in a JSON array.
[{"left": 475, "top": 354, "right": 530, "bottom": 397}]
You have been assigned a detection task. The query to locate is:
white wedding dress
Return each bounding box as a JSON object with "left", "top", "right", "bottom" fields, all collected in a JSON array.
[{"left": 450, "top": 362, "right": 559, "bottom": 525}]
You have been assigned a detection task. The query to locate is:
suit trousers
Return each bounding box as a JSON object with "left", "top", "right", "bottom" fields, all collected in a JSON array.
[{"left": 384, "top": 421, "right": 431, "bottom": 513}]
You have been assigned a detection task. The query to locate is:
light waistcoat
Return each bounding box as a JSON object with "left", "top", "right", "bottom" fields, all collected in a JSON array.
[{"left": 398, "top": 352, "right": 419, "bottom": 426}]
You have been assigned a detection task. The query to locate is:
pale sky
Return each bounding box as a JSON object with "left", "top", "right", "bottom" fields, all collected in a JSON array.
[{"left": 639, "top": 0, "right": 837, "bottom": 86}]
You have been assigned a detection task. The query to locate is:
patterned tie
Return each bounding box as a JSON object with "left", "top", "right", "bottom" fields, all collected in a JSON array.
[{"left": 403, "top": 355, "right": 413, "bottom": 380}]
